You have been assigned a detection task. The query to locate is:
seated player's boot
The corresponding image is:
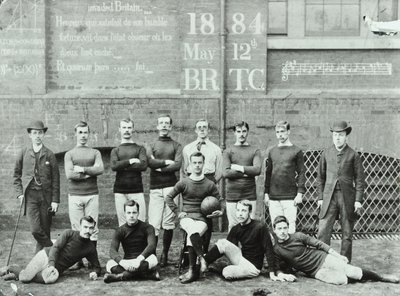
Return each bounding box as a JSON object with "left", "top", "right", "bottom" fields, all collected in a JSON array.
[
  {"left": 180, "top": 266, "right": 199, "bottom": 284},
  {"left": 2, "top": 273, "right": 17, "bottom": 281},
  {"left": 103, "top": 273, "right": 124, "bottom": 284},
  {"left": 198, "top": 256, "right": 208, "bottom": 276},
  {"left": 381, "top": 274, "right": 399, "bottom": 284},
  {"left": 147, "top": 268, "right": 161, "bottom": 281}
]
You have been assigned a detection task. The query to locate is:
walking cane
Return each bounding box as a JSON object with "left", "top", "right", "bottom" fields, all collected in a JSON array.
[{"left": 6, "top": 196, "right": 25, "bottom": 266}]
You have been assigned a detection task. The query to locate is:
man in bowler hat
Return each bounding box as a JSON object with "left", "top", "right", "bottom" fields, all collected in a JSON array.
[
  {"left": 13, "top": 120, "right": 60, "bottom": 253},
  {"left": 317, "top": 121, "right": 365, "bottom": 262}
]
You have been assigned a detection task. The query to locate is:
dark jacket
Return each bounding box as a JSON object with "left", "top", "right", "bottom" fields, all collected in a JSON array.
[
  {"left": 317, "top": 145, "right": 365, "bottom": 220},
  {"left": 13, "top": 145, "right": 60, "bottom": 214}
]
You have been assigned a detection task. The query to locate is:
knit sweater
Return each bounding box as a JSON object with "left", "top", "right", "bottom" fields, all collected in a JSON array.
[
  {"left": 64, "top": 146, "right": 104, "bottom": 195},
  {"left": 109, "top": 220, "right": 156, "bottom": 262},
  {"left": 46, "top": 230, "right": 101, "bottom": 275},
  {"left": 227, "top": 220, "right": 276, "bottom": 271},
  {"left": 222, "top": 145, "right": 261, "bottom": 201},
  {"left": 273, "top": 232, "right": 330, "bottom": 276},
  {"left": 147, "top": 136, "right": 182, "bottom": 189},
  {"left": 264, "top": 145, "right": 306, "bottom": 200},
  {"left": 165, "top": 177, "right": 221, "bottom": 223},
  {"left": 110, "top": 143, "right": 147, "bottom": 193}
]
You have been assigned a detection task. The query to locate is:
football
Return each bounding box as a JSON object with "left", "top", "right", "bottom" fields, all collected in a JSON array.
[{"left": 200, "top": 196, "right": 220, "bottom": 216}]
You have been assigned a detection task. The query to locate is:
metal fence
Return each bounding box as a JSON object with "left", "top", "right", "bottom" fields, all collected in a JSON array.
[{"left": 265, "top": 150, "right": 400, "bottom": 236}]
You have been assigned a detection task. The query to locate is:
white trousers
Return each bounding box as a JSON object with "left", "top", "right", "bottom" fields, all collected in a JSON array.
[
  {"left": 315, "top": 254, "right": 362, "bottom": 285},
  {"left": 269, "top": 200, "right": 297, "bottom": 234},
  {"left": 148, "top": 187, "right": 177, "bottom": 236},
  {"left": 216, "top": 239, "right": 260, "bottom": 280},
  {"left": 68, "top": 194, "right": 99, "bottom": 241},
  {"left": 106, "top": 254, "right": 158, "bottom": 273},
  {"left": 180, "top": 217, "right": 208, "bottom": 246},
  {"left": 115, "top": 193, "right": 146, "bottom": 226}
]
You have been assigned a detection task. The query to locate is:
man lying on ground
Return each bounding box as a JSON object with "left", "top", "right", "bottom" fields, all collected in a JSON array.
[{"left": 272, "top": 215, "right": 399, "bottom": 285}]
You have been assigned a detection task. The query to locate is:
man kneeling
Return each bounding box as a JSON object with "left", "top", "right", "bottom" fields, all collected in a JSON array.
[
  {"left": 202, "top": 200, "right": 293, "bottom": 281},
  {"left": 272, "top": 215, "right": 399, "bottom": 285},
  {"left": 104, "top": 200, "right": 160, "bottom": 283},
  {"left": 0, "top": 216, "right": 101, "bottom": 284}
]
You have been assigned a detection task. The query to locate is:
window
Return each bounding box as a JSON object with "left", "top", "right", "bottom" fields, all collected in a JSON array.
[
  {"left": 268, "top": 0, "right": 288, "bottom": 35},
  {"left": 378, "top": 0, "right": 398, "bottom": 21},
  {"left": 305, "top": 0, "right": 360, "bottom": 36}
]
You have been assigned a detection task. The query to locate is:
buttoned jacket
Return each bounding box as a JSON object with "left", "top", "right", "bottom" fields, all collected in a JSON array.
[
  {"left": 317, "top": 145, "right": 365, "bottom": 219},
  {"left": 13, "top": 145, "right": 60, "bottom": 214}
]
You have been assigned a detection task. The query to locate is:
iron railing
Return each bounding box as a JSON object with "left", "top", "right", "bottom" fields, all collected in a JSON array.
[{"left": 265, "top": 150, "right": 400, "bottom": 235}]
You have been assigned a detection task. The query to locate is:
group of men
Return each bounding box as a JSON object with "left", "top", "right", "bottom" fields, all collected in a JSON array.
[{"left": 1, "top": 117, "right": 398, "bottom": 286}]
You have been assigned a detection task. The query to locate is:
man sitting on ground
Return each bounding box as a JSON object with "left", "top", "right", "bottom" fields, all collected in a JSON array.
[
  {"left": 104, "top": 200, "right": 160, "bottom": 283},
  {"left": 0, "top": 216, "right": 101, "bottom": 284},
  {"left": 202, "top": 200, "right": 294, "bottom": 282}
]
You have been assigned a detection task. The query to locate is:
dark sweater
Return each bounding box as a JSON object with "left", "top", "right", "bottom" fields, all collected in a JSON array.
[
  {"left": 147, "top": 136, "right": 182, "bottom": 189},
  {"left": 64, "top": 146, "right": 104, "bottom": 195},
  {"left": 223, "top": 145, "right": 261, "bottom": 201},
  {"left": 165, "top": 177, "right": 221, "bottom": 223},
  {"left": 273, "top": 232, "right": 330, "bottom": 276},
  {"left": 109, "top": 221, "right": 156, "bottom": 263},
  {"left": 264, "top": 145, "right": 306, "bottom": 200},
  {"left": 110, "top": 143, "right": 148, "bottom": 193},
  {"left": 227, "top": 220, "right": 275, "bottom": 271},
  {"left": 46, "top": 230, "right": 101, "bottom": 275}
]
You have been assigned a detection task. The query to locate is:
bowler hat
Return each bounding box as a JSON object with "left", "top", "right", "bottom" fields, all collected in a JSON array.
[
  {"left": 27, "top": 120, "right": 48, "bottom": 133},
  {"left": 330, "top": 121, "right": 352, "bottom": 135}
]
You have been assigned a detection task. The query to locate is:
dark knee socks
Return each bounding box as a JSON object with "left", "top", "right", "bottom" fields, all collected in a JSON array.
[
  {"left": 203, "top": 245, "right": 222, "bottom": 264},
  {"left": 162, "top": 230, "right": 173, "bottom": 254},
  {"left": 361, "top": 269, "right": 383, "bottom": 282},
  {"left": 110, "top": 265, "right": 125, "bottom": 274},
  {"left": 190, "top": 233, "right": 204, "bottom": 256}
]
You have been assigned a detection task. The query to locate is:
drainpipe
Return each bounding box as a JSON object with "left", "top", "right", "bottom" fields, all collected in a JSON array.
[
  {"left": 219, "top": 0, "right": 227, "bottom": 152},
  {"left": 219, "top": 0, "right": 227, "bottom": 231}
]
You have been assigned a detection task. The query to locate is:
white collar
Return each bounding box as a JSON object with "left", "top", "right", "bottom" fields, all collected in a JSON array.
[
  {"left": 32, "top": 144, "right": 43, "bottom": 153},
  {"left": 189, "top": 174, "right": 205, "bottom": 181},
  {"left": 278, "top": 140, "right": 293, "bottom": 147},
  {"left": 121, "top": 139, "right": 134, "bottom": 144}
]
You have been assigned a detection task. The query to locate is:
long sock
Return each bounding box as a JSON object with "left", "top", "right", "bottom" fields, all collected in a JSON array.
[
  {"left": 110, "top": 265, "right": 125, "bottom": 274},
  {"left": 154, "top": 236, "right": 159, "bottom": 255},
  {"left": 137, "top": 261, "right": 149, "bottom": 273},
  {"left": 203, "top": 245, "right": 222, "bottom": 264},
  {"left": 162, "top": 230, "right": 173, "bottom": 255},
  {"left": 361, "top": 269, "right": 383, "bottom": 281},
  {"left": 32, "top": 272, "right": 46, "bottom": 284},
  {"left": 187, "top": 246, "right": 196, "bottom": 268},
  {"left": 203, "top": 225, "right": 212, "bottom": 252},
  {"left": 189, "top": 233, "right": 204, "bottom": 256}
]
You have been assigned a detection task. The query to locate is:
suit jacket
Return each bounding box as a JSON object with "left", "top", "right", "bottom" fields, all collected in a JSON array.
[
  {"left": 317, "top": 145, "right": 365, "bottom": 220},
  {"left": 13, "top": 145, "right": 60, "bottom": 215}
]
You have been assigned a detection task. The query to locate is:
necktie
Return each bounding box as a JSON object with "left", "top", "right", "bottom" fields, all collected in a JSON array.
[{"left": 197, "top": 141, "right": 206, "bottom": 151}]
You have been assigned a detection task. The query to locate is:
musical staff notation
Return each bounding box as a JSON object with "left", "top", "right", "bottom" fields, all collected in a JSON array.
[{"left": 281, "top": 60, "right": 392, "bottom": 81}]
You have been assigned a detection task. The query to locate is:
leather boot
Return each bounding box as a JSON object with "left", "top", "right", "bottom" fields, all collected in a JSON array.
[{"left": 180, "top": 247, "right": 199, "bottom": 284}]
